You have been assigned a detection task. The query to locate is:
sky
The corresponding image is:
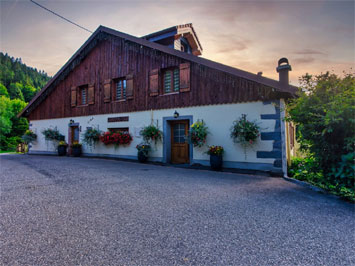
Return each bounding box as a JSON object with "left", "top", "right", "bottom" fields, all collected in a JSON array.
[{"left": 0, "top": 0, "right": 354, "bottom": 86}]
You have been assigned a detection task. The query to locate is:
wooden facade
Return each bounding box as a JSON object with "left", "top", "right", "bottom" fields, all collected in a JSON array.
[{"left": 24, "top": 29, "right": 294, "bottom": 121}]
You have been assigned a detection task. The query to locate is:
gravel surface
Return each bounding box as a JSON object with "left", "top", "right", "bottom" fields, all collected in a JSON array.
[{"left": 1, "top": 154, "right": 354, "bottom": 265}]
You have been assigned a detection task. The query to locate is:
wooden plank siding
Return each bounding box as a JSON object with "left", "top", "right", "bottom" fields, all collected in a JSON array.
[{"left": 28, "top": 35, "right": 280, "bottom": 121}]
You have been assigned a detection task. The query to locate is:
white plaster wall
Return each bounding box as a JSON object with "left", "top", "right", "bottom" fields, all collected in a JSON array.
[{"left": 29, "top": 101, "right": 278, "bottom": 164}]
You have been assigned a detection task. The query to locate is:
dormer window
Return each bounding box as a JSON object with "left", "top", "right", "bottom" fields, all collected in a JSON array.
[
  {"left": 142, "top": 24, "right": 203, "bottom": 56},
  {"left": 163, "top": 68, "right": 179, "bottom": 93}
]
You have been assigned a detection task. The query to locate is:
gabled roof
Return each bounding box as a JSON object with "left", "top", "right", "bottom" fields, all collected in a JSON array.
[{"left": 19, "top": 25, "right": 297, "bottom": 118}]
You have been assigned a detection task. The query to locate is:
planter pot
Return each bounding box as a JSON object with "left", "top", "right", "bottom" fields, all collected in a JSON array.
[
  {"left": 210, "top": 154, "right": 223, "bottom": 170},
  {"left": 72, "top": 147, "right": 82, "bottom": 157},
  {"left": 58, "top": 145, "right": 67, "bottom": 156},
  {"left": 138, "top": 151, "right": 148, "bottom": 163}
]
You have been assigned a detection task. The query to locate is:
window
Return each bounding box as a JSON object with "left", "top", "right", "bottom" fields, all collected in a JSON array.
[
  {"left": 115, "top": 79, "right": 127, "bottom": 100},
  {"left": 108, "top": 127, "right": 129, "bottom": 133},
  {"left": 78, "top": 85, "right": 88, "bottom": 105},
  {"left": 173, "top": 123, "right": 186, "bottom": 143},
  {"left": 163, "top": 68, "right": 179, "bottom": 93}
]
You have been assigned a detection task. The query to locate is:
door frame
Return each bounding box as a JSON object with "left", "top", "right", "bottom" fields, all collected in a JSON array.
[{"left": 162, "top": 115, "right": 193, "bottom": 164}]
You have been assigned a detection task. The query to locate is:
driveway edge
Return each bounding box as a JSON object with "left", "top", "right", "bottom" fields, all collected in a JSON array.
[{"left": 283, "top": 176, "right": 346, "bottom": 202}]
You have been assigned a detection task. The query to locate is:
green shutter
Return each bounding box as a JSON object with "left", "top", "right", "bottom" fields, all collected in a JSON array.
[{"left": 173, "top": 69, "right": 179, "bottom": 92}]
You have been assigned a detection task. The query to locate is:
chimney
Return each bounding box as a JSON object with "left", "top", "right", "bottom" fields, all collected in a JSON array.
[{"left": 276, "top": 58, "right": 292, "bottom": 86}]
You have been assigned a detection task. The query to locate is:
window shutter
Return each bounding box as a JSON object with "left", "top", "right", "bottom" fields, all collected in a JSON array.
[
  {"left": 149, "top": 69, "right": 159, "bottom": 96},
  {"left": 71, "top": 86, "right": 76, "bottom": 107},
  {"left": 179, "top": 63, "right": 190, "bottom": 92},
  {"left": 88, "top": 84, "right": 95, "bottom": 105},
  {"left": 126, "top": 74, "right": 134, "bottom": 99},
  {"left": 104, "top": 79, "right": 111, "bottom": 102}
]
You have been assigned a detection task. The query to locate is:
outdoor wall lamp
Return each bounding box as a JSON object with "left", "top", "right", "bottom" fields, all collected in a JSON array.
[
  {"left": 174, "top": 111, "right": 179, "bottom": 118},
  {"left": 69, "top": 119, "right": 74, "bottom": 124}
]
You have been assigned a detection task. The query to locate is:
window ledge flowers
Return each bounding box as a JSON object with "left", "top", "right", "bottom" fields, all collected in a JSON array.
[{"left": 100, "top": 131, "right": 133, "bottom": 146}]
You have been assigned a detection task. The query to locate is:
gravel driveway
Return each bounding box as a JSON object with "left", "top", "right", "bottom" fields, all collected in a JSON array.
[{"left": 0, "top": 154, "right": 354, "bottom": 265}]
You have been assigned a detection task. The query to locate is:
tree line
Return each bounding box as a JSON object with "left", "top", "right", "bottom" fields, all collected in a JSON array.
[{"left": 0, "top": 52, "right": 51, "bottom": 150}]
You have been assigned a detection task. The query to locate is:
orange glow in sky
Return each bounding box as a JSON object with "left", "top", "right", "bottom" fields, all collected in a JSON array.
[{"left": 1, "top": 0, "right": 354, "bottom": 86}]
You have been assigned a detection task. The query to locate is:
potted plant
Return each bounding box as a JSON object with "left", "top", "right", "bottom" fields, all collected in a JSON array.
[
  {"left": 140, "top": 124, "right": 163, "bottom": 144},
  {"left": 188, "top": 119, "right": 208, "bottom": 147},
  {"left": 57, "top": 141, "right": 68, "bottom": 156},
  {"left": 71, "top": 141, "right": 82, "bottom": 157},
  {"left": 230, "top": 114, "right": 260, "bottom": 159},
  {"left": 207, "top": 145, "right": 224, "bottom": 170},
  {"left": 136, "top": 143, "right": 151, "bottom": 163}
]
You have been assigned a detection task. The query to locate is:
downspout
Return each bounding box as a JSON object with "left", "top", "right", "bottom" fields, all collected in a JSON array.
[
  {"left": 280, "top": 99, "right": 288, "bottom": 177},
  {"left": 276, "top": 58, "right": 292, "bottom": 177}
]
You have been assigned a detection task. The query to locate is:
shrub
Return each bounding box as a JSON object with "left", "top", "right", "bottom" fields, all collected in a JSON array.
[
  {"left": 329, "top": 152, "right": 355, "bottom": 190},
  {"left": 140, "top": 124, "right": 162, "bottom": 144},
  {"left": 288, "top": 156, "right": 322, "bottom": 183},
  {"left": 188, "top": 120, "right": 208, "bottom": 147},
  {"left": 207, "top": 145, "right": 224, "bottom": 156},
  {"left": 289, "top": 156, "right": 354, "bottom": 202},
  {"left": 286, "top": 72, "right": 355, "bottom": 190}
]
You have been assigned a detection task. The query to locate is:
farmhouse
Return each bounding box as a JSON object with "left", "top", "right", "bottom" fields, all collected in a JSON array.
[{"left": 19, "top": 24, "right": 297, "bottom": 176}]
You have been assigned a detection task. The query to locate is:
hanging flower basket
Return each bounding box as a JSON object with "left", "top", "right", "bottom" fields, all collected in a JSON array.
[
  {"left": 230, "top": 114, "right": 260, "bottom": 159},
  {"left": 41, "top": 127, "right": 65, "bottom": 142},
  {"left": 140, "top": 124, "right": 162, "bottom": 144},
  {"left": 82, "top": 127, "right": 101, "bottom": 149},
  {"left": 188, "top": 120, "right": 208, "bottom": 147},
  {"left": 230, "top": 114, "right": 260, "bottom": 144},
  {"left": 22, "top": 130, "right": 37, "bottom": 145}
]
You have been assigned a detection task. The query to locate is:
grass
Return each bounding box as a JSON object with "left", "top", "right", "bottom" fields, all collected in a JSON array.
[{"left": 0, "top": 150, "right": 23, "bottom": 154}]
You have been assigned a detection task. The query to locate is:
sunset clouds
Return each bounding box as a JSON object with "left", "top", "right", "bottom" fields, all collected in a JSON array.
[{"left": 1, "top": 0, "right": 354, "bottom": 86}]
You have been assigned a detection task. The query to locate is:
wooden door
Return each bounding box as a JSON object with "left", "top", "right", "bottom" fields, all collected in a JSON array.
[
  {"left": 70, "top": 126, "right": 79, "bottom": 144},
  {"left": 171, "top": 120, "right": 189, "bottom": 164}
]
